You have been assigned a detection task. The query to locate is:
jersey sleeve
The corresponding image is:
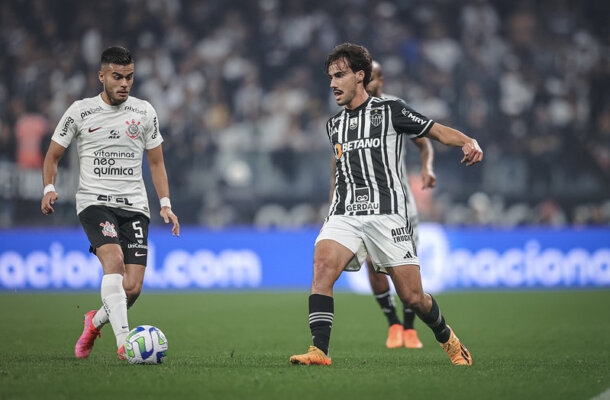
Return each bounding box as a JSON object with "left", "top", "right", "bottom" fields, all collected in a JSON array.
[
  {"left": 143, "top": 101, "right": 164, "bottom": 150},
  {"left": 390, "top": 99, "right": 434, "bottom": 139},
  {"left": 51, "top": 101, "right": 81, "bottom": 148}
]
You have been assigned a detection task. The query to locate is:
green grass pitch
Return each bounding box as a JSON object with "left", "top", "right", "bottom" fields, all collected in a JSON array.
[{"left": 0, "top": 290, "right": 608, "bottom": 400}]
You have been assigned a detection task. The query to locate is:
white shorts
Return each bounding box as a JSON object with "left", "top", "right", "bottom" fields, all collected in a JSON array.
[{"left": 315, "top": 214, "right": 419, "bottom": 273}]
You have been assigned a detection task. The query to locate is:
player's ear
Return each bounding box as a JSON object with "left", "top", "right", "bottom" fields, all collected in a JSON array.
[
  {"left": 355, "top": 70, "right": 365, "bottom": 84},
  {"left": 98, "top": 71, "right": 104, "bottom": 83}
]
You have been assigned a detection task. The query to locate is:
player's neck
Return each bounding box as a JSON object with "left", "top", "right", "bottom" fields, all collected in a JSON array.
[{"left": 345, "top": 92, "right": 370, "bottom": 111}]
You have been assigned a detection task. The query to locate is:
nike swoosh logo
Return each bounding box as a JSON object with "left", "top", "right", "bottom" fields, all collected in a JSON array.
[
  {"left": 88, "top": 127, "right": 102, "bottom": 133},
  {"left": 135, "top": 251, "right": 147, "bottom": 257}
]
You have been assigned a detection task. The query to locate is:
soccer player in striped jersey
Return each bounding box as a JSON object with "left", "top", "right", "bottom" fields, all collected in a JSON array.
[
  {"left": 365, "top": 60, "right": 436, "bottom": 350},
  {"left": 290, "top": 43, "right": 482, "bottom": 366},
  {"left": 41, "top": 46, "right": 180, "bottom": 360}
]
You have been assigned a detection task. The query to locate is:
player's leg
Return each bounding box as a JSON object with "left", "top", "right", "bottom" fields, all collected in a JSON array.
[
  {"left": 401, "top": 306, "right": 423, "bottom": 348},
  {"left": 75, "top": 206, "right": 126, "bottom": 358},
  {"left": 290, "top": 239, "right": 353, "bottom": 365},
  {"left": 123, "top": 263, "right": 146, "bottom": 307},
  {"left": 403, "top": 196, "right": 423, "bottom": 347},
  {"left": 89, "top": 261, "right": 144, "bottom": 327},
  {"left": 95, "top": 243, "right": 130, "bottom": 351},
  {"left": 118, "top": 212, "right": 149, "bottom": 308},
  {"left": 93, "top": 210, "right": 149, "bottom": 320},
  {"left": 367, "top": 258, "right": 403, "bottom": 348},
  {"left": 388, "top": 265, "right": 471, "bottom": 365}
]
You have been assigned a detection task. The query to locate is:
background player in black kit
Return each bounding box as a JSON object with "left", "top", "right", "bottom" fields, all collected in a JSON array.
[
  {"left": 290, "top": 43, "right": 482, "bottom": 366},
  {"left": 365, "top": 60, "right": 437, "bottom": 350}
]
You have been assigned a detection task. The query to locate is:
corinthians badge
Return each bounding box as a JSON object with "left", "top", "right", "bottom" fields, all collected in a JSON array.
[{"left": 125, "top": 119, "right": 141, "bottom": 139}]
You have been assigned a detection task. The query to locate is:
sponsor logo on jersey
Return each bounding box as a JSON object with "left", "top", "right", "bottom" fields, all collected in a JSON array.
[
  {"left": 391, "top": 226, "right": 414, "bottom": 245},
  {"left": 88, "top": 126, "right": 102, "bottom": 133},
  {"left": 99, "top": 221, "right": 118, "bottom": 238},
  {"left": 80, "top": 106, "right": 103, "bottom": 119},
  {"left": 93, "top": 150, "right": 136, "bottom": 158},
  {"left": 334, "top": 137, "right": 381, "bottom": 159},
  {"left": 93, "top": 165, "right": 135, "bottom": 178},
  {"left": 59, "top": 117, "right": 75, "bottom": 137},
  {"left": 346, "top": 187, "right": 379, "bottom": 212},
  {"left": 124, "top": 105, "right": 147, "bottom": 116},
  {"left": 401, "top": 108, "right": 426, "bottom": 125},
  {"left": 345, "top": 202, "right": 379, "bottom": 212},
  {"left": 151, "top": 116, "right": 158, "bottom": 139},
  {"left": 92, "top": 152, "right": 136, "bottom": 177},
  {"left": 108, "top": 129, "right": 120, "bottom": 139},
  {"left": 334, "top": 143, "right": 342, "bottom": 159},
  {"left": 355, "top": 187, "right": 370, "bottom": 202},
  {"left": 125, "top": 119, "right": 141, "bottom": 139}
]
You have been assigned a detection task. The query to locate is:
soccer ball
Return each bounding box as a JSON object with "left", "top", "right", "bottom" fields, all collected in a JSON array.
[{"left": 124, "top": 325, "right": 168, "bottom": 364}]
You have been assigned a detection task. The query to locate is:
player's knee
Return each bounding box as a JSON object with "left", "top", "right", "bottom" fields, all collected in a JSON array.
[
  {"left": 123, "top": 280, "right": 142, "bottom": 300},
  {"left": 312, "top": 260, "right": 340, "bottom": 291},
  {"left": 99, "top": 251, "right": 125, "bottom": 274},
  {"left": 399, "top": 291, "right": 425, "bottom": 311}
]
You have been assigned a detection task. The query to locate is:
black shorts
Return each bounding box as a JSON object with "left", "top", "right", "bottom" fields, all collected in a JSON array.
[{"left": 78, "top": 205, "right": 150, "bottom": 266}]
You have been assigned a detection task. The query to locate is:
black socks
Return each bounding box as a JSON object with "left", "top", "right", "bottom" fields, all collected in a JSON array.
[{"left": 308, "top": 294, "right": 334, "bottom": 355}]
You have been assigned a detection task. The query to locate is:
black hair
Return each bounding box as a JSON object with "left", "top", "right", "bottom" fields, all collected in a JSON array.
[
  {"left": 100, "top": 46, "right": 133, "bottom": 66},
  {"left": 325, "top": 43, "right": 372, "bottom": 87}
]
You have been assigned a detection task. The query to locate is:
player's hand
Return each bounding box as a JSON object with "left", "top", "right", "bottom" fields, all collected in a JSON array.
[
  {"left": 41, "top": 192, "right": 58, "bottom": 215},
  {"left": 421, "top": 170, "right": 437, "bottom": 189},
  {"left": 161, "top": 207, "right": 180, "bottom": 236},
  {"left": 460, "top": 139, "right": 483, "bottom": 166}
]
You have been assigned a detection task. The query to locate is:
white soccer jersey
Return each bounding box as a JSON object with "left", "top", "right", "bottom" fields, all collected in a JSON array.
[{"left": 52, "top": 94, "right": 163, "bottom": 217}]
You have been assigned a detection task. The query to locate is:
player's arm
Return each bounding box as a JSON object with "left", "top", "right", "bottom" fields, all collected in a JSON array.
[
  {"left": 425, "top": 122, "right": 483, "bottom": 166},
  {"left": 412, "top": 137, "right": 436, "bottom": 189},
  {"left": 146, "top": 145, "right": 180, "bottom": 236},
  {"left": 41, "top": 140, "right": 67, "bottom": 215}
]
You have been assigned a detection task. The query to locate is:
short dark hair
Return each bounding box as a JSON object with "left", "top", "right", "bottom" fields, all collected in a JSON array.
[
  {"left": 101, "top": 46, "right": 134, "bottom": 66},
  {"left": 325, "top": 43, "right": 372, "bottom": 87}
]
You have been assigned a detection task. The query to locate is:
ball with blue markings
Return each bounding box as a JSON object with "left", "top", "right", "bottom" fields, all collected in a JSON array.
[{"left": 124, "top": 325, "right": 168, "bottom": 364}]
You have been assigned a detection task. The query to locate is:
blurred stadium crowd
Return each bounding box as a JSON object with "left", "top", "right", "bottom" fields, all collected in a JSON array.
[{"left": 1, "top": 0, "right": 609, "bottom": 227}]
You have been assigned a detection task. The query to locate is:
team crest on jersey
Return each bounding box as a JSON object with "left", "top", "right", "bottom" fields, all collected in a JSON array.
[
  {"left": 99, "top": 221, "right": 118, "bottom": 237},
  {"left": 125, "top": 119, "right": 141, "bottom": 139},
  {"left": 370, "top": 109, "right": 383, "bottom": 127},
  {"left": 349, "top": 117, "right": 358, "bottom": 130}
]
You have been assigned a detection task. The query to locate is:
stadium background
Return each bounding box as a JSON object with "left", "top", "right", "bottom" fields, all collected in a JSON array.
[{"left": 0, "top": 0, "right": 609, "bottom": 293}]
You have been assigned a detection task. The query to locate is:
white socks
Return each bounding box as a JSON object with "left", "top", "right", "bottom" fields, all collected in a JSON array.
[
  {"left": 100, "top": 274, "right": 130, "bottom": 348},
  {"left": 92, "top": 306, "right": 109, "bottom": 328}
]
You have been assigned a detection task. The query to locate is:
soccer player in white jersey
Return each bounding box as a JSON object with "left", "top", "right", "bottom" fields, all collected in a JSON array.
[
  {"left": 364, "top": 60, "right": 436, "bottom": 350},
  {"left": 290, "top": 43, "right": 482, "bottom": 366},
  {"left": 40, "top": 46, "right": 180, "bottom": 360}
]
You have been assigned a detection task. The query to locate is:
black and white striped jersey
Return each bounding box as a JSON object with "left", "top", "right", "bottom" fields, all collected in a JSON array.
[{"left": 326, "top": 96, "right": 434, "bottom": 216}]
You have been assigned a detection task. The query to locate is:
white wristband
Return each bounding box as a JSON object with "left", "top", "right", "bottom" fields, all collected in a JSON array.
[
  {"left": 43, "top": 184, "right": 56, "bottom": 196},
  {"left": 160, "top": 197, "right": 171, "bottom": 208}
]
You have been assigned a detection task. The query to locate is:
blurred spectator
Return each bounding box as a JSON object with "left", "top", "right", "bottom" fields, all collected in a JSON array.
[
  {"left": 14, "top": 102, "right": 48, "bottom": 169},
  {"left": 0, "top": 0, "right": 609, "bottom": 227}
]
